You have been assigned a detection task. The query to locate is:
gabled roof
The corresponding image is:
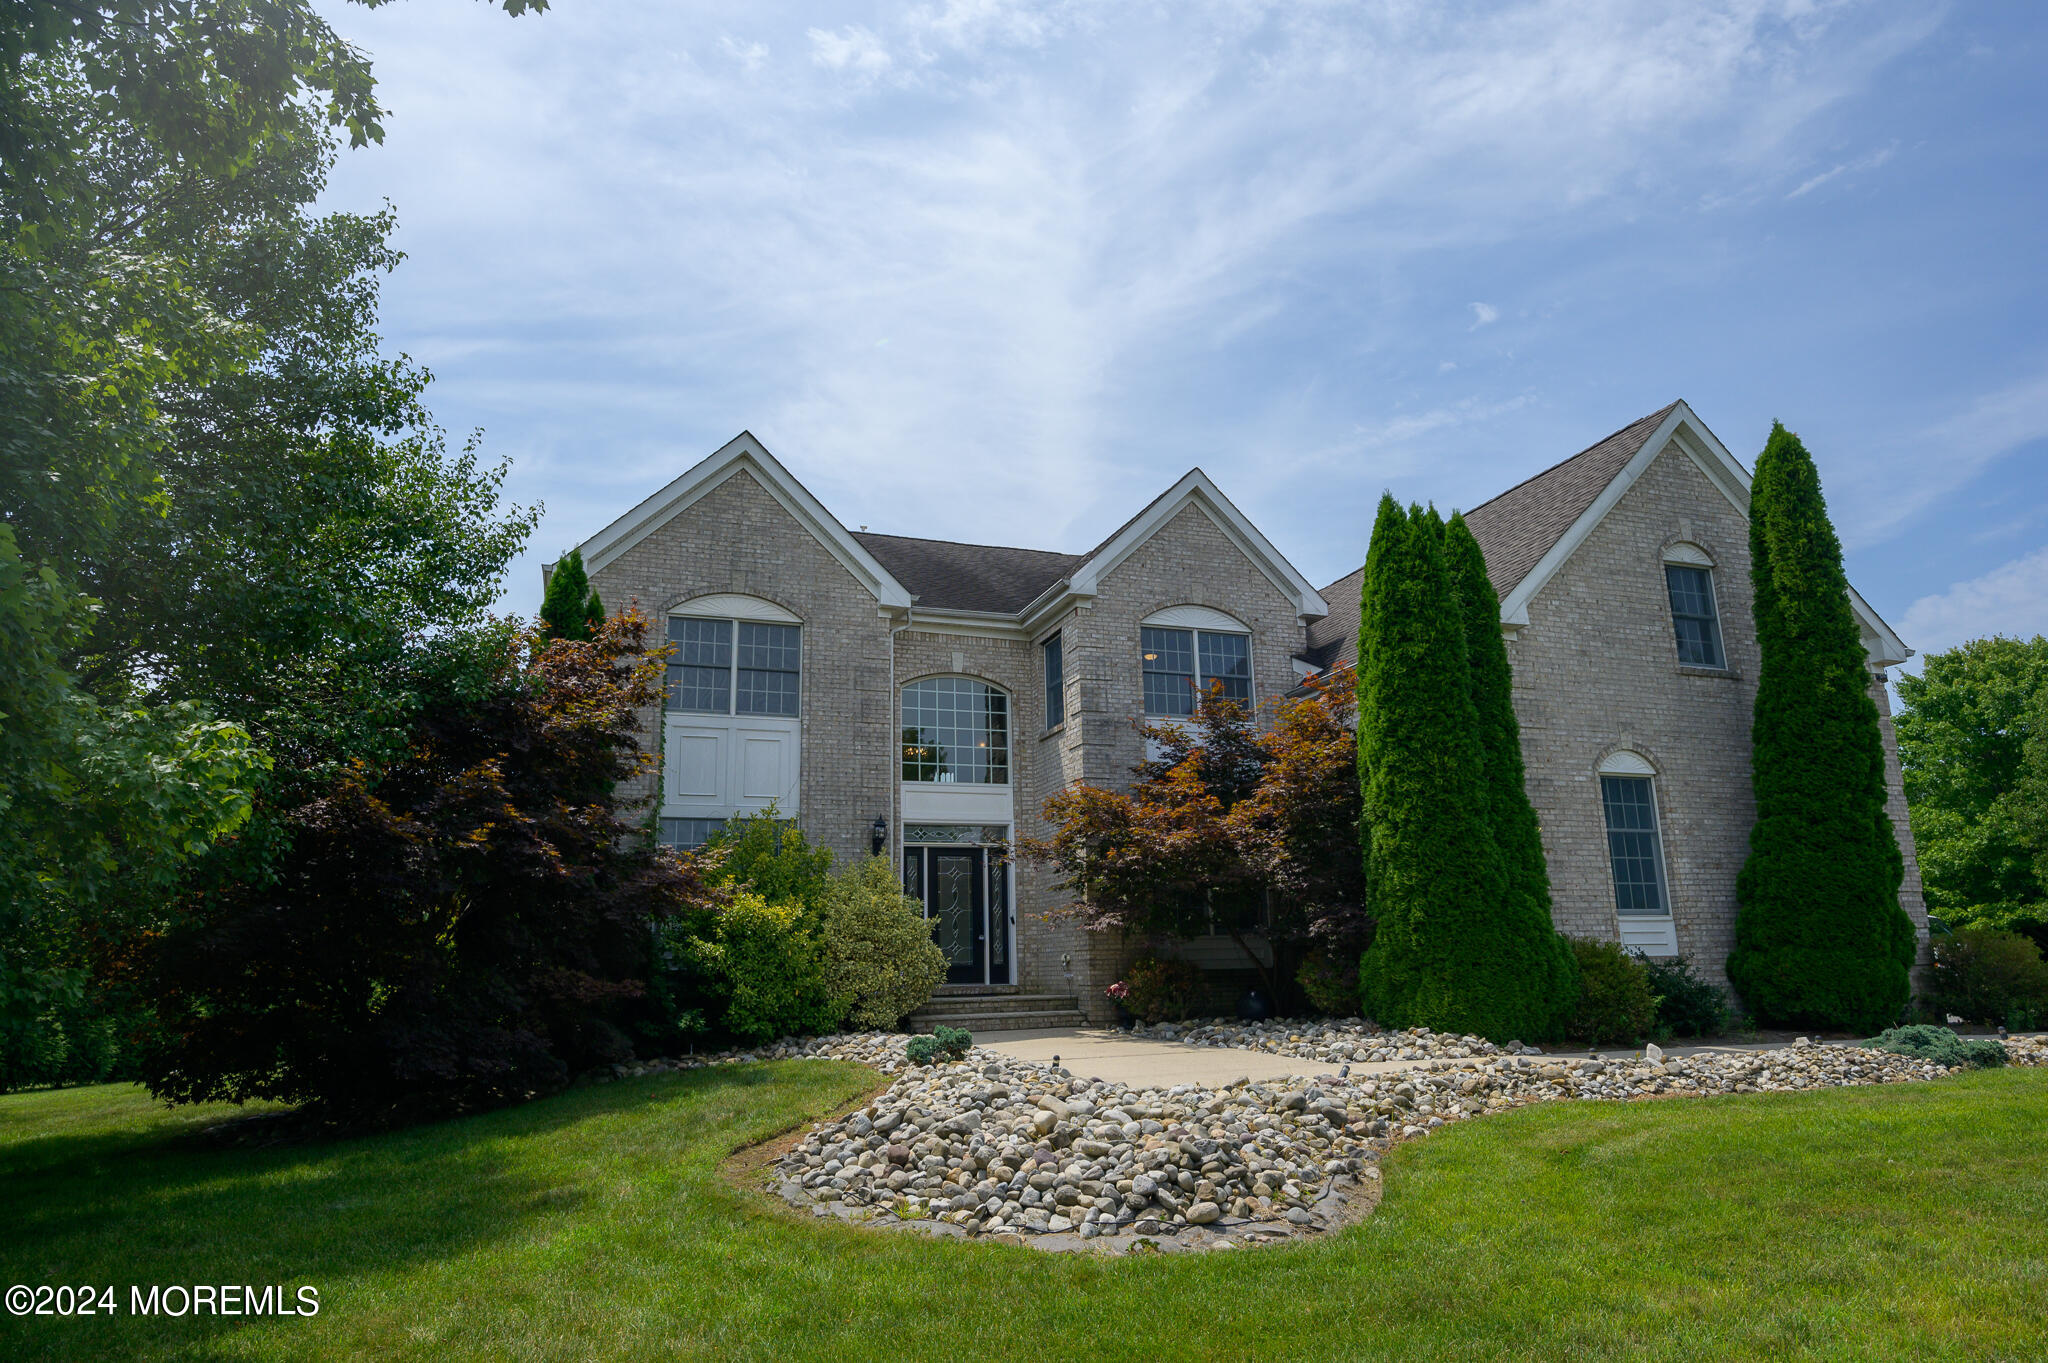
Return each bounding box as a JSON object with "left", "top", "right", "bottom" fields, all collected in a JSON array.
[
  {"left": 1059, "top": 469, "right": 1330, "bottom": 624},
  {"left": 568, "top": 431, "right": 914, "bottom": 609},
  {"left": 1303, "top": 400, "right": 1910, "bottom": 671},
  {"left": 850, "top": 533, "right": 1085, "bottom": 614}
]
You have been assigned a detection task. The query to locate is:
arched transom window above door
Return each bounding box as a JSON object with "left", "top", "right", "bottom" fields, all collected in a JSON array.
[{"left": 902, "top": 678, "right": 1009, "bottom": 785}]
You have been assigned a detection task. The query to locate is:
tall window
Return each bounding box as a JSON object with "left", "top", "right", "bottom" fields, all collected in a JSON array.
[
  {"left": 1664, "top": 564, "right": 1724, "bottom": 668},
  {"left": 902, "top": 678, "right": 1009, "bottom": 784},
  {"left": 666, "top": 617, "right": 801, "bottom": 715},
  {"left": 1042, "top": 632, "right": 1065, "bottom": 729},
  {"left": 1142, "top": 626, "right": 1250, "bottom": 717},
  {"left": 1600, "top": 774, "right": 1669, "bottom": 916}
]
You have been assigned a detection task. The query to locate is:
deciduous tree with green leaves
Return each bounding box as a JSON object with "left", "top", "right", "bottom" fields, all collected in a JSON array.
[
  {"left": 1896, "top": 635, "right": 2048, "bottom": 951},
  {"left": 1727, "top": 423, "right": 1915, "bottom": 1032}
]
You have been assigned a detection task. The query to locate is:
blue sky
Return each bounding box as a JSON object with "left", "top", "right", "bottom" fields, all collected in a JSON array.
[{"left": 317, "top": 0, "right": 2047, "bottom": 666}]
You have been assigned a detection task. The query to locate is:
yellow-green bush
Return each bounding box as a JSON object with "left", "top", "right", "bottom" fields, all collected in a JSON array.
[
  {"left": 820, "top": 857, "right": 946, "bottom": 1030},
  {"left": 703, "top": 893, "right": 844, "bottom": 1042}
]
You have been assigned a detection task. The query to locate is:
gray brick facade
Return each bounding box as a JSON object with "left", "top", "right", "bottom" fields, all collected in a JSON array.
[{"left": 576, "top": 412, "right": 1926, "bottom": 1023}]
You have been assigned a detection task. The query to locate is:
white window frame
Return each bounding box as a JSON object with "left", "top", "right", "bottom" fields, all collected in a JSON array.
[
  {"left": 1139, "top": 606, "right": 1254, "bottom": 718},
  {"left": 662, "top": 596, "right": 803, "bottom": 824},
  {"left": 1597, "top": 751, "right": 1678, "bottom": 956},
  {"left": 1662, "top": 543, "right": 1725, "bottom": 670}
]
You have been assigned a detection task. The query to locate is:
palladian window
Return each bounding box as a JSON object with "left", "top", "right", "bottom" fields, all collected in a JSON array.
[{"left": 901, "top": 678, "right": 1009, "bottom": 784}]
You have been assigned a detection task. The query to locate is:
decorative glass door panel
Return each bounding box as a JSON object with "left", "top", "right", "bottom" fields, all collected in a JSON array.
[{"left": 930, "top": 848, "right": 985, "bottom": 986}]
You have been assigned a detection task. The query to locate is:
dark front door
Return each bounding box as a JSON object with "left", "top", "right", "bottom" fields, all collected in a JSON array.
[
  {"left": 928, "top": 846, "right": 985, "bottom": 986},
  {"left": 906, "top": 844, "right": 1004, "bottom": 986}
]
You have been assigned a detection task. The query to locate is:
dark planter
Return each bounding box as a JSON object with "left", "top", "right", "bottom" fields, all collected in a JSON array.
[{"left": 1238, "top": 988, "right": 1272, "bottom": 1021}]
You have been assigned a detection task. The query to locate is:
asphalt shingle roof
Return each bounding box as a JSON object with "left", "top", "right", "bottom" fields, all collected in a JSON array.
[
  {"left": 850, "top": 532, "right": 1086, "bottom": 615},
  {"left": 1301, "top": 402, "right": 1681, "bottom": 673}
]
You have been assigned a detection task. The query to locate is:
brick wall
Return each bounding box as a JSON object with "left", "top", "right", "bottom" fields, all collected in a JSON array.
[
  {"left": 1508, "top": 439, "right": 1927, "bottom": 984},
  {"left": 586, "top": 468, "right": 896, "bottom": 868}
]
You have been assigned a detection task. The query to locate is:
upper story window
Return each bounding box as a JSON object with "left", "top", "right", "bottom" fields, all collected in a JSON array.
[
  {"left": 1662, "top": 545, "right": 1724, "bottom": 669},
  {"left": 1042, "top": 632, "right": 1065, "bottom": 729},
  {"left": 902, "top": 677, "right": 1009, "bottom": 784},
  {"left": 665, "top": 599, "right": 802, "bottom": 716},
  {"left": 1141, "top": 622, "right": 1251, "bottom": 717}
]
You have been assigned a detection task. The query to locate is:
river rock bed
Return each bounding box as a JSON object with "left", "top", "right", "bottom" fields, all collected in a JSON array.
[
  {"left": 758, "top": 1032, "right": 2046, "bottom": 1253},
  {"left": 1162, "top": 1018, "right": 1521, "bottom": 1064}
]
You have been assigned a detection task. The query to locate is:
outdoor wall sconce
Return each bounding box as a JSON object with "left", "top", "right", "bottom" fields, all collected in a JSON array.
[{"left": 870, "top": 815, "right": 888, "bottom": 857}]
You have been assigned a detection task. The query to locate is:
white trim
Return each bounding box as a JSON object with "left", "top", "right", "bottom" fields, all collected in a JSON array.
[
  {"left": 563, "top": 431, "right": 913, "bottom": 610},
  {"left": 1142, "top": 603, "right": 1250, "bottom": 632},
  {"left": 1661, "top": 541, "right": 1714, "bottom": 567},
  {"left": 1071, "top": 470, "right": 1330, "bottom": 624},
  {"left": 670, "top": 592, "right": 800, "bottom": 624},
  {"left": 1598, "top": 750, "right": 1657, "bottom": 776},
  {"left": 1495, "top": 401, "right": 1912, "bottom": 667}
]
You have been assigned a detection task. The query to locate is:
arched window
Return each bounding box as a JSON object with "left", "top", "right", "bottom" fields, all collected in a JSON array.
[
  {"left": 902, "top": 678, "right": 1009, "bottom": 785},
  {"left": 1662, "top": 543, "right": 1724, "bottom": 668},
  {"left": 1140, "top": 605, "right": 1252, "bottom": 717},
  {"left": 665, "top": 594, "right": 802, "bottom": 717},
  {"left": 1598, "top": 751, "right": 1670, "bottom": 918}
]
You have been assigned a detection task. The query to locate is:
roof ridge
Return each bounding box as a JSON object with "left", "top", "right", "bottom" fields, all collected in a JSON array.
[
  {"left": 1462, "top": 401, "right": 1680, "bottom": 521},
  {"left": 849, "top": 529, "right": 1085, "bottom": 559}
]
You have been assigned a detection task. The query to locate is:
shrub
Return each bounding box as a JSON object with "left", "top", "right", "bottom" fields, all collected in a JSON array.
[
  {"left": 905, "top": 1026, "right": 972, "bottom": 1066},
  {"left": 709, "top": 893, "right": 845, "bottom": 1042},
  {"left": 1296, "top": 948, "right": 1361, "bottom": 1016},
  {"left": 706, "top": 810, "right": 832, "bottom": 910},
  {"left": 1114, "top": 956, "right": 1202, "bottom": 1023},
  {"left": 1563, "top": 938, "right": 1659, "bottom": 1045},
  {"left": 820, "top": 857, "right": 946, "bottom": 1029},
  {"left": 1727, "top": 423, "right": 1915, "bottom": 1034},
  {"left": 1639, "top": 955, "right": 1731, "bottom": 1039},
  {"left": 138, "top": 614, "right": 713, "bottom": 1120},
  {"left": 1930, "top": 926, "right": 2048, "bottom": 1028},
  {"left": 1867, "top": 1024, "right": 2006, "bottom": 1069}
]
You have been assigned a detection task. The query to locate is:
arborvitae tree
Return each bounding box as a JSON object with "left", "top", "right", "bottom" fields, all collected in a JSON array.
[
  {"left": 1355, "top": 498, "right": 1528, "bottom": 1037},
  {"left": 540, "top": 548, "right": 597, "bottom": 642},
  {"left": 583, "top": 587, "right": 607, "bottom": 634},
  {"left": 1444, "top": 512, "right": 1579, "bottom": 1035},
  {"left": 1727, "top": 422, "right": 1914, "bottom": 1032}
]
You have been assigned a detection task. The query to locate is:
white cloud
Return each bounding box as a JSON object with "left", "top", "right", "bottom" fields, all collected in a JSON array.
[
  {"left": 808, "top": 25, "right": 891, "bottom": 75},
  {"left": 1836, "top": 364, "right": 2048, "bottom": 546},
  {"left": 1898, "top": 545, "right": 2048, "bottom": 654},
  {"left": 1786, "top": 142, "right": 1897, "bottom": 199},
  {"left": 719, "top": 34, "right": 769, "bottom": 72},
  {"left": 310, "top": 0, "right": 1955, "bottom": 599}
]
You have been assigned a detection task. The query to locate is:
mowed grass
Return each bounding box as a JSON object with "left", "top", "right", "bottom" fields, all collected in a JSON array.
[{"left": 3, "top": 1063, "right": 2045, "bottom": 1362}]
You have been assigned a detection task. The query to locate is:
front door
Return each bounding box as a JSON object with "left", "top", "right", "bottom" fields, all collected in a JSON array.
[{"left": 904, "top": 845, "right": 1009, "bottom": 986}]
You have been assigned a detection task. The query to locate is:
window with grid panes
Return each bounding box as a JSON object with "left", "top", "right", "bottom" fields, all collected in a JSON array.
[
  {"left": 1664, "top": 564, "right": 1725, "bottom": 668},
  {"left": 901, "top": 678, "right": 1009, "bottom": 783},
  {"left": 1142, "top": 625, "right": 1251, "bottom": 716},
  {"left": 1600, "top": 775, "right": 1670, "bottom": 916},
  {"left": 666, "top": 617, "right": 800, "bottom": 715}
]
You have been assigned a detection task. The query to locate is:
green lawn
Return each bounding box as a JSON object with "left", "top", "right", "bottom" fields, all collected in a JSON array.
[{"left": 3, "top": 1063, "right": 2045, "bottom": 1362}]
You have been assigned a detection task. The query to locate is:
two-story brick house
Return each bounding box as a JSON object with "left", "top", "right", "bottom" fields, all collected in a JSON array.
[{"left": 569, "top": 399, "right": 1925, "bottom": 1026}]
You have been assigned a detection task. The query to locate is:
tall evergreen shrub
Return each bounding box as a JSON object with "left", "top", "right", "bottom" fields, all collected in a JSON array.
[
  {"left": 1355, "top": 498, "right": 1531, "bottom": 1037},
  {"left": 1444, "top": 512, "right": 1579, "bottom": 1034},
  {"left": 1727, "top": 423, "right": 1915, "bottom": 1032},
  {"left": 540, "top": 548, "right": 599, "bottom": 642}
]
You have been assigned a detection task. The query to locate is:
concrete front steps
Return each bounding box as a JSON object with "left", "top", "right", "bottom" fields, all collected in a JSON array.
[{"left": 906, "top": 988, "right": 1086, "bottom": 1034}]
